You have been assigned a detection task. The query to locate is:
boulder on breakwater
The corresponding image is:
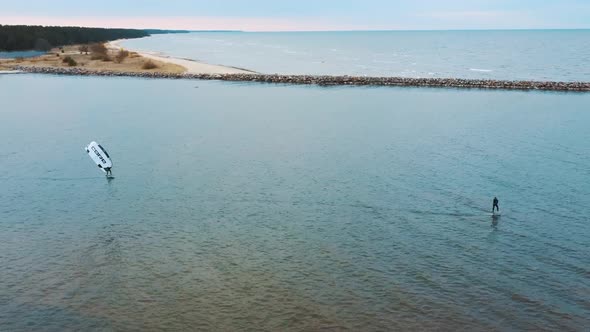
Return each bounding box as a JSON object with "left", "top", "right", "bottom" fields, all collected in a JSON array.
[{"left": 11, "top": 66, "right": 590, "bottom": 92}]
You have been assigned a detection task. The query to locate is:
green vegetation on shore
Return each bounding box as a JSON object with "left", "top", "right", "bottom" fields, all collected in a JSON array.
[{"left": 0, "top": 25, "right": 149, "bottom": 52}]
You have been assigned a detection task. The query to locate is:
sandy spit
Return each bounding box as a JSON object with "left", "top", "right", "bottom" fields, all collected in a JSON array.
[{"left": 107, "top": 39, "right": 256, "bottom": 75}]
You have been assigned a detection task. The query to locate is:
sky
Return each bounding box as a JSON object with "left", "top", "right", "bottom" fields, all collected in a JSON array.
[{"left": 0, "top": 0, "right": 589, "bottom": 31}]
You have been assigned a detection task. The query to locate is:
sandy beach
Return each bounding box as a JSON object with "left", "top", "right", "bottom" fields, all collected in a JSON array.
[
  {"left": 0, "top": 43, "right": 187, "bottom": 74},
  {"left": 107, "top": 39, "right": 255, "bottom": 75}
]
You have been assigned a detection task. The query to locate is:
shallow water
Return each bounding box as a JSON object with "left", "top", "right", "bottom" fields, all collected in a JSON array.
[
  {"left": 120, "top": 30, "right": 590, "bottom": 81},
  {"left": 0, "top": 50, "right": 46, "bottom": 59},
  {"left": 1, "top": 74, "right": 589, "bottom": 331}
]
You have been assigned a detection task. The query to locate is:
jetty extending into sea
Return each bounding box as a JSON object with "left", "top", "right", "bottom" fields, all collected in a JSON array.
[{"left": 11, "top": 66, "right": 590, "bottom": 92}]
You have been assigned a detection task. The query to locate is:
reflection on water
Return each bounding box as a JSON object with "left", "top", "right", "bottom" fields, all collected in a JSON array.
[{"left": 0, "top": 75, "right": 589, "bottom": 330}]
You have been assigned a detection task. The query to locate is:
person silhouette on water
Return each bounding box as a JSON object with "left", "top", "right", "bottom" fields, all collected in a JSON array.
[{"left": 492, "top": 197, "right": 499, "bottom": 213}]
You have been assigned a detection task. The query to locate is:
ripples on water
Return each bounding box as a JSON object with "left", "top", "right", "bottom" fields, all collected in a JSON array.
[
  {"left": 121, "top": 30, "right": 590, "bottom": 81},
  {"left": 0, "top": 75, "right": 589, "bottom": 330}
]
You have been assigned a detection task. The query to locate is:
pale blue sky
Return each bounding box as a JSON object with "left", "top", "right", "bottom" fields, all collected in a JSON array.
[{"left": 1, "top": 0, "right": 589, "bottom": 31}]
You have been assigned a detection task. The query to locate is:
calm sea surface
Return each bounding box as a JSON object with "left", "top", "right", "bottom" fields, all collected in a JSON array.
[
  {"left": 1, "top": 74, "right": 589, "bottom": 331},
  {"left": 120, "top": 30, "right": 590, "bottom": 81}
]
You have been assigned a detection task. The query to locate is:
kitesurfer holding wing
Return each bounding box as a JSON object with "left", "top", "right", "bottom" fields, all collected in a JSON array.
[{"left": 492, "top": 197, "right": 499, "bottom": 213}]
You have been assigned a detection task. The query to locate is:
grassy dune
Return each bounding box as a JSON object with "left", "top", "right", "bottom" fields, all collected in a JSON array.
[{"left": 0, "top": 44, "right": 186, "bottom": 74}]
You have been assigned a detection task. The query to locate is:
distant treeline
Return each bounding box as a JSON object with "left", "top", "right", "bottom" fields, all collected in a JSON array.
[{"left": 0, "top": 25, "right": 149, "bottom": 51}]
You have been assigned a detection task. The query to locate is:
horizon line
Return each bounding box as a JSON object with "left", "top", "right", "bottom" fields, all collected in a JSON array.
[{"left": 1, "top": 24, "right": 589, "bottom": 33}]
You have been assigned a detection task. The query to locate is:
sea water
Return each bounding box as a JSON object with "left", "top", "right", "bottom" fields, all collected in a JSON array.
[
  {"left": 0, "top": 74, "right": 589, "bottom": 330},
  {"left": 0, "top": 51, "right": 46, "bottom": 59},
  {"left": 120, "top": 30, "right": 590, "bottom": 81}
]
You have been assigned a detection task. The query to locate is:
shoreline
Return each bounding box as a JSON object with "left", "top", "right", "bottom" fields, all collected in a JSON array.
[
  {"left": 0, "top": 43, "right": 186, "bottom": 74},
  {"left": 106, "top": 39, "right": 256, "bottom": 75},
  {"left": 10, "top": 66, "right": 590, "bottom": 92},
  {"left": 4, "top": 40, "right": 588, "bottom": 91}
]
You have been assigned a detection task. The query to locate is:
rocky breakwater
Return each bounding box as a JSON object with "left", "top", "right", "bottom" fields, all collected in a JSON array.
[{"left": 12, "top": 66, "right": 590, "bottom": 92}]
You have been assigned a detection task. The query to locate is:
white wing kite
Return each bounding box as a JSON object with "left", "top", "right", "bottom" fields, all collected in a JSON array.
[{"left": 85, "top": 141, "right": 113, "bottom": 175}]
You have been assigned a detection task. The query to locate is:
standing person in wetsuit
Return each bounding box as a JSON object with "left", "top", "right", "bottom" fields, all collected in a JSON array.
[{"left": 492, "top": 197, "right": 499, "bottom": 213}]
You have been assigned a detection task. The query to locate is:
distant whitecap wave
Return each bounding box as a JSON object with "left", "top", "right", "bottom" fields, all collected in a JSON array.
[{"left": 469, "top": 68, "right": 493, "bottom": 72}]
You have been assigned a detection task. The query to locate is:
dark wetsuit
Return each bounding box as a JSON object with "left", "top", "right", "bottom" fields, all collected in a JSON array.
[
  {"left": 493, "top": 197, "right": 499, "bottom": 212},
  {"left": 105, "top": 167, "right": 112, "bottom": 176}
]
